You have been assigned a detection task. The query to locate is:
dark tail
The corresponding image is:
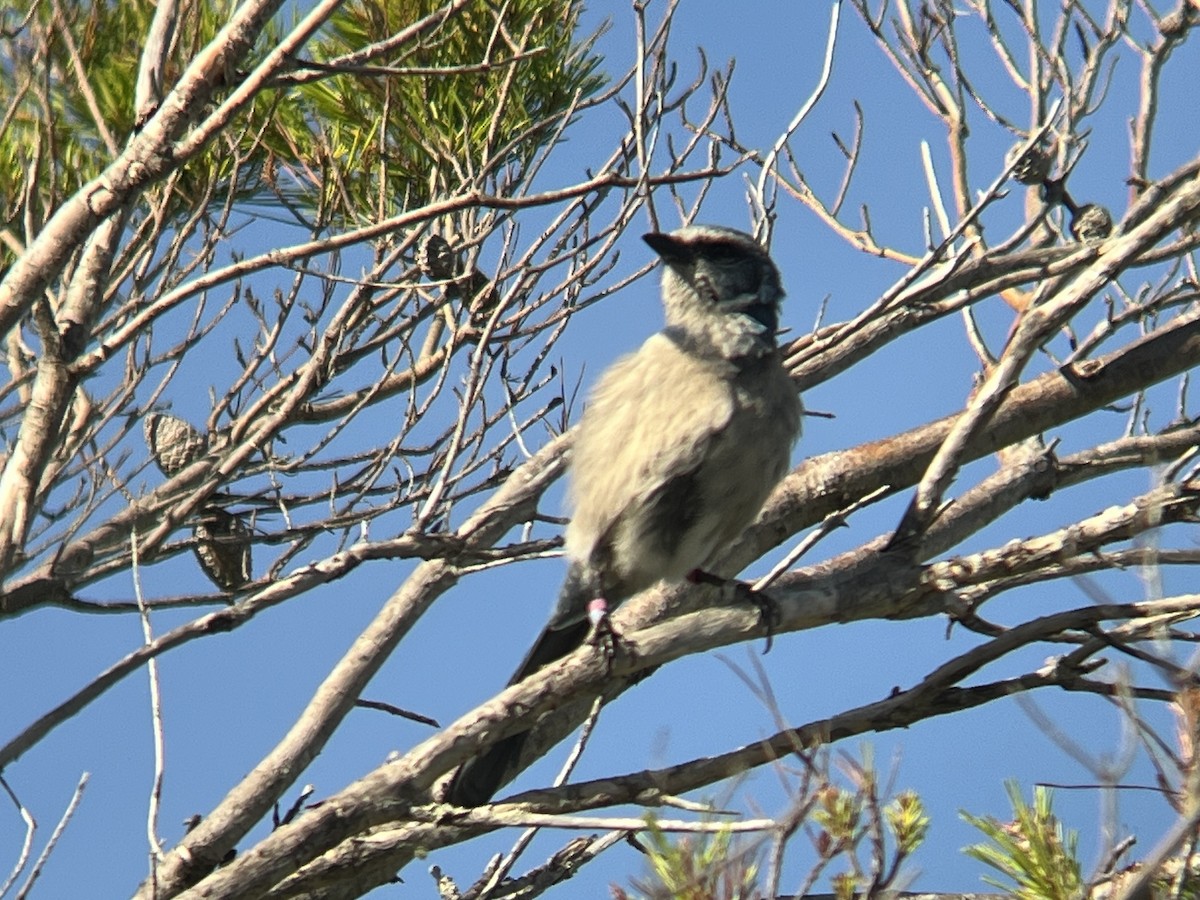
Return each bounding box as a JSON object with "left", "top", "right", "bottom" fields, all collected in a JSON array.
[{"left": 444, "top": 618, "right": 590, "bottom": 806}]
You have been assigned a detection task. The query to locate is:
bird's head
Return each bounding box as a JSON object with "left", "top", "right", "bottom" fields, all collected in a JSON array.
[{"left": 643, "top": 225, "right": 785, "bottom": 358}]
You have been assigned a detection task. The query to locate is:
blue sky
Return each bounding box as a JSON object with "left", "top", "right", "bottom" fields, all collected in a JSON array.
[{"left": 3, "top": 1, "right": 1200, "bottom": 897}]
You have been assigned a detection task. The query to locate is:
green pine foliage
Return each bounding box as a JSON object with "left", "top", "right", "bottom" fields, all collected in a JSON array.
[
  {"left": 1, "top": 2, "right": 249, "bottom": 232},
  {"left": 961, "top": 781, "right": 1083, "bottom": 899},
  {"left": 0, "top": 0, "right": 605, "bottom": 262},
  {"left": 615, "top": 814, "right": 762, "bottom": 900},
  {"left": 885, "top": 789, "right": 931, "bottom": 857},
  {"left": 297, "top": 0, "right": 607, "bottom": 218},
  {"left": 615, "top": 768, "right": 931, "bottom": 899}
]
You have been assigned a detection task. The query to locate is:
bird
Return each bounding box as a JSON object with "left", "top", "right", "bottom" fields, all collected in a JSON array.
[{"left": 445, "top": 224, "right": 803, "bottom": 806}]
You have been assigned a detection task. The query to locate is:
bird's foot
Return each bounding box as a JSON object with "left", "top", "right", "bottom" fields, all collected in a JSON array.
[
  {"left": 586, "top": 598, "right": 632, "bottom": 672},
  {"left": 741, "top": 584, "right": 782, "bottom": 654},
  {"left": 686, "top": 569, "right": 780, "bottom": 654}
]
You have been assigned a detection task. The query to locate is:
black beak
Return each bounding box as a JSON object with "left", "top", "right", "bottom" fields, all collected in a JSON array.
[{"left": 642, "top": 232, "right": 690, "bottom": 264}]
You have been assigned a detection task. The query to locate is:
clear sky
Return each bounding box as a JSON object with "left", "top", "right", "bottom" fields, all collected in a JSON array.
[{"left": 3, "top": 1, "right": 1199, "bottom": 897}]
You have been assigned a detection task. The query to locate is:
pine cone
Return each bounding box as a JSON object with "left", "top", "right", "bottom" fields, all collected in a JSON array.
[
  {"left": 416, "top": 234, "right": 460, "bottom": 281},
  {"left": 1005, "top": 141, "right": 1052, "bottom": 185},
  {"left": 193, "top": 507, "right": 252, "bottom": 591},
  {"left": 144, "top": 413, "right": 208, "bottom": 476},
  {"left": 463, "top": 273, "right": 501, "bottom": 324},
  {"left": 1070, "top": 203, "right": 1113, "bottom": 242},
  {"left": 417, "top": 233, "right": 500, "bottom": 322}
]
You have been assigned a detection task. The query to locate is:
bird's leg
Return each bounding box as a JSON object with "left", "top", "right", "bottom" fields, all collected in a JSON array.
[
  {"left": 686, "top": 569, "right": 781, "bottom": 654},
  {"left": 585, "top": 598, "right": 632, "bottom": 672}
]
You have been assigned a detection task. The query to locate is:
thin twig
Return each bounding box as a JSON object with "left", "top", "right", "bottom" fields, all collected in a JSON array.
[
  {"left": 0, "top": 775, "right": 35, "bottom": 899},
  {"left": 132, "top": 529, "right": 166, "bottom": 860},
  {"left": 476, "top": 696, "right": 605, "bottom": 900},
  {"left": 14, "top": 773, "right": 89, "bottom": 900}
]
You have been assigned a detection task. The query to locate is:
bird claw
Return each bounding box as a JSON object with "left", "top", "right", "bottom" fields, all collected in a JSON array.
[
  {"left": 736, "top": 583, "right": 781, "bottom": 654},
  {"left": 687, "top": 569, "right": 779, "bottom": 654}
]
